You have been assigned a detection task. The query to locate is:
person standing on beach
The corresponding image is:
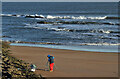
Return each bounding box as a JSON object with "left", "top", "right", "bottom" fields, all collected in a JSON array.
[{"left": 47, "top": 55, "right": 54, "bottom": 72}]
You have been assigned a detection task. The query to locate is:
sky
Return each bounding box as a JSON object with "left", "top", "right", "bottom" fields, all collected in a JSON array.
[{"left": 1, "top": 0, "right": 120, "bottom": 2}]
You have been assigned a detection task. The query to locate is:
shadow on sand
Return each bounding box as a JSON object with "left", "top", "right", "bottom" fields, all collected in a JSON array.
[{"left": 36, "top": 68, "right": 49, "bottom": 71}]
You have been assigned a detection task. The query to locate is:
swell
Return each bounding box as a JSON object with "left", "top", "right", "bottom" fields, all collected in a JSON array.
[
  {"left": 1, "top": 13, "right": 119, "bottom": 20},
  {"left": 1, "top": 14, "right": 119, "bottom": 25},
  {"left": 37, "top": 21, "right": 120, "bottom": 25},
  {"left": 23, "top": 26, "right": 119, "bottom": 35}
]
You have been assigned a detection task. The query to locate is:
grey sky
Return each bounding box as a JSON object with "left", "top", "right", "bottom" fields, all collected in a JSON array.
[{"left": 1, "top": 0, "right": 120, "bottom": 2}]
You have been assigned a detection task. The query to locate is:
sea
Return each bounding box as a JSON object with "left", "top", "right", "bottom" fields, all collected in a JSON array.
[{"left": 1, "top": 2, "right": 119, "bottom": 52}]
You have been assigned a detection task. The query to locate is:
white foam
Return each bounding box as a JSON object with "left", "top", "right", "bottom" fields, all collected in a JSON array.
[
  {"left": 88, "top": 16, "right": 107, "bottom": 19},
  {"left": 79, "top": 43, "right": 120, "bottom": 46},
  {"left": 45, "top": 15, "right": 107, "bottom": 20},
  {"left": 50, "top": 28, "right": 66, "bottom": 31},
  {"left": 46, "top": 15, "right": 55, "bottom": 19},
  {"left": 99, "top": 29, "right": 111, "bottom": 34},
  {"left": 1, "top": 13, "right": 109, "bottom": 20},
  {"left": 72, "top": 16, "right": 87, "bottom": 19},
  {"left": 91, "top": 29, "right": 111, "bottom": 34},
  {"left": 0, "top": 14, "right": 12, "bottom": 16}
]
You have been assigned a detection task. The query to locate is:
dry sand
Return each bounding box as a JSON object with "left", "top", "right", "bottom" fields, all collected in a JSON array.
[{"left": 10, "top": 46, "right": 118, "bottom": 77}]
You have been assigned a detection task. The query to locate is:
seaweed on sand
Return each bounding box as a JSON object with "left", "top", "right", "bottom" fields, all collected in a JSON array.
[{"left": 2, "top": 42, "right": 43, "bottom": 79}]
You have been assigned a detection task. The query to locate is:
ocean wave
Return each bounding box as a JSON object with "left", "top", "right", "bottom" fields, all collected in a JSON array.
[
  {"left": 25, "top": 15, "right": 112, "bottom": 20},
  {"left": 24, "top": 25, "right": 117, "bottom": 34},
  {"left": 91, "top": 29, "right": 111, "bottom": 34},
  {"left": 48, "top": 28, "right": 115, "bottom": 34},
  {"left": 37, "top": 21, "right": 120, "bottom": 25},
  {"left": 0, "top": 14, "right": 23, "bottom": 17},
  {"left": 106, "top": 16, "right": 120, "bottom": 19},
  {"left": 24, "top": 14, "right": 108, "bottom": 20},
  {"left": 1, "top": 13, "right": 119, "bottom": 20},
  {"left": 25, "top": 14, "right": 120, "bottom": 20},
  {"left": 3, "top": 40, "right": 120, "bottom": 46},
  {"left": 25, "top": 14, "right": 45, "bottom": 18}
]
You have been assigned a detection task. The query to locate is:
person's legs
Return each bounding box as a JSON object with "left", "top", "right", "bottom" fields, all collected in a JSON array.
[{"left": 50, "top": 63, "right": 54, "bottom": 72}]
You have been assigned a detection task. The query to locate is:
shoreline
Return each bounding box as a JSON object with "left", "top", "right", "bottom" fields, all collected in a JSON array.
[
  {"left": 10, "top": 45, "right": 118, "bottom": 54},
  {"left": 10, "top": 45, "right": 118, "bottom": 77},
  {"left": 10, "top": 43, "right": 119, "bottom": 53}
]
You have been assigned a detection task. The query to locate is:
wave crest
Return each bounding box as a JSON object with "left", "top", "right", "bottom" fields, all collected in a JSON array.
[
  {"left": 37, "top": 21, "right": 120, "bottom": 25},
  {"left": 1, "top": 13, "right": 119, "bottom": 20}
]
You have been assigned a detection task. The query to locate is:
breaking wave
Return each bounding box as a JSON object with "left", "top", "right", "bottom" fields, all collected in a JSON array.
[
  {"left": 37, "top": 21, "right": 120, "bottom": 25},
  {"left": 3, "top": 40, "right": 120, "bottom": 46},
  {"left": 1, "top": 13, "right": 120, "bottom": 20},
  {"left": 2, "top": 14, "right": 118, "bottom": 25},
  {"left": 24, "top": 25, "right": 118, "bottom": 34}
]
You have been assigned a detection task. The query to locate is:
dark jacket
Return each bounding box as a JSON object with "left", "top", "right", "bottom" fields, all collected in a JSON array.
[{"left": 48, "top": 56, "right": 54, "bottom": 64}]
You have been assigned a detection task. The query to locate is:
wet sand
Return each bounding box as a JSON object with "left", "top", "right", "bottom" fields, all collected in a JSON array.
[{"left": 10, "top": 46, "right": 118, "bottom": 77}]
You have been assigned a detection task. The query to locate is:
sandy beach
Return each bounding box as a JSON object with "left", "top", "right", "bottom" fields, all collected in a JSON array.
[{"left": 10, "top": 46, "right": 118, "bottom": 77}]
